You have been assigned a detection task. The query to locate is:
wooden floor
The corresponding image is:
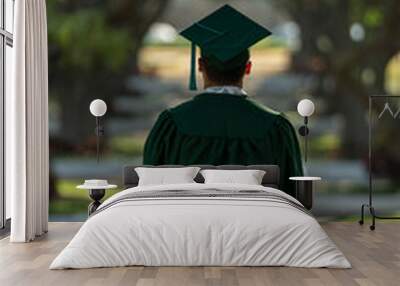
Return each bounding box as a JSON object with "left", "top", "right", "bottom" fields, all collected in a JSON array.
[{"left": 0, "top": 222, "right": 399, "bottom": 286}]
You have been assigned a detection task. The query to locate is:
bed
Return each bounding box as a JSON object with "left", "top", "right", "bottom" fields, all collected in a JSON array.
[{"left": 50, "top": 165, "right": 350, "bottom": 269}]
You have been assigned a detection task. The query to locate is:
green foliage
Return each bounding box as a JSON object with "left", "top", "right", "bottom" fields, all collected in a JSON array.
[
  {"left": 309, "top": 134, "right": 341, "bottom": 156},
  {"left": 349, "top": 1, "right": 384, "bottom": 28},
  {"left": 47, "top": 1, "right": 132, "bottom": 72},
  {"left": 49, "top": 199, "right": 89, "bottom": 215},
  {"left": 108, "top": 135, "right": 146, "bottom": 157},
  {"left": 363, "top": 7, "right": 384, "bottom": 28},
  {"left": 50, "top": 179, "right": 122, "bottom": 215},
  {"left": 143, "top": 35, "right": 286, "bottom": 49}
]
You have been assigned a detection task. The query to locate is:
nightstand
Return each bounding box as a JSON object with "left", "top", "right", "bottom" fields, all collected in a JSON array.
[
  {"left": 77, "top": 180, "right": 117, "bottom": 216},
  {"left": 289, "top": 177, "right": 321, "bottom": 210}
]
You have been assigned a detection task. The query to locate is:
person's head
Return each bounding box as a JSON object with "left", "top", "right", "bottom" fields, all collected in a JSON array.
[{"left": 198, "top": 49, "right": 252, "bottom": 88}]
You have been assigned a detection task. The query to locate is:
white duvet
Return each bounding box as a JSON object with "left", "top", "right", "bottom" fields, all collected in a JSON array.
[{"left": 50, "top": 183, "right": 350, "bottom": 269}]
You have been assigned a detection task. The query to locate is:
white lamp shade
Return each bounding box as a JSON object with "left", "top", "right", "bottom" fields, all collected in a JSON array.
[
  {"left": 297, "top": 99, "right": 315, "bottom": 117},
  {"left": 89, "top": 99, "right": 107, "bottom": 117}
]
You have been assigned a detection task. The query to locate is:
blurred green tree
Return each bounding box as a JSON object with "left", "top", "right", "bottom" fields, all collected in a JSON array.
[
  {"left": 47, "top": 0, "right": 169, "bottom": 199},
  {"left": 274, "top": 0, "right": 400, "bottom": 158},
  {"left": 48, "top": 0, "right": 170, "bottom": 146}
]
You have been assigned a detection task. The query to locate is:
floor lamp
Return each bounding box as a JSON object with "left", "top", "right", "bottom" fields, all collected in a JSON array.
[{"left": 89, "top": 99, "right": 107, "bottom": 163}]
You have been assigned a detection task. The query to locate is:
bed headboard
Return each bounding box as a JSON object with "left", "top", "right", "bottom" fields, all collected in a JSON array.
[{"left": 123, "top": 165, "right": 280, "bottom": 189}]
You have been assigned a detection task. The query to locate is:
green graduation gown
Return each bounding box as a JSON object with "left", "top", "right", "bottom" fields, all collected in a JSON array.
[{"left": 143, "top": 93, "right": 303, "bottom": 197}]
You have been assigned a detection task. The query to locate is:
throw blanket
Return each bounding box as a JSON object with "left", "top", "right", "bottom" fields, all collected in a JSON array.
[
  {"left": 92, "top": 189, "right": 312, "bottom": 217},
  {"left": 50, "top": 183, "right": 351, "bottom": 269}
]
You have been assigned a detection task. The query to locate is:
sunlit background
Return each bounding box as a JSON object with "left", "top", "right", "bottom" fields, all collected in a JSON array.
[{"left": 47, "top": 0, "right": 400, "bottom": 221}]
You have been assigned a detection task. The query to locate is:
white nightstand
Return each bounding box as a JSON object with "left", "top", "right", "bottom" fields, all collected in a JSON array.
[
  {"left": 289, "top": 177, "right": 321, "bottom": 210},
  {"left": 77, "top": 180, "right": 117, "bottom": 215}
]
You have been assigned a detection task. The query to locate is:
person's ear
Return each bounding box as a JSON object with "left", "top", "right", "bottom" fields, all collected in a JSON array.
[
  {"left": 245, "top": 61, "right": 252, "bottom": 75},
  {"left": 198, "top": 58, "right": 204, "bottom": 72}
]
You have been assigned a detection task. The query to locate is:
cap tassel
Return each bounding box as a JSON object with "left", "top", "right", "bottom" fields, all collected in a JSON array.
[{"left": 189, "top": 43, "right": 197, "bottom": 90}]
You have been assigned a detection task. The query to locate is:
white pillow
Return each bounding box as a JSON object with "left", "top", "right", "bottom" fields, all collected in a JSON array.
[
  {"left": 135, "top": 167, "right": 201, "bottom": 186},
  {"left": 200, "top": 169, "right": 266, "bottom": 185}
]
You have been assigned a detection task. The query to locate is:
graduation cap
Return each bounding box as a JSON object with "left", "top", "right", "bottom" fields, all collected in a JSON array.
[{"left": 180, "top": 4, "right": 272, "bottom": 90}]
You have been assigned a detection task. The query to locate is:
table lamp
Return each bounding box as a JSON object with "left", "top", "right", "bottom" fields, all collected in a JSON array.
[
  {"left": 89, "top": 99, "right": 107, "bottom": 163},
  {"left": 297, "top": 99, "right": 315, "bottom": 162}
]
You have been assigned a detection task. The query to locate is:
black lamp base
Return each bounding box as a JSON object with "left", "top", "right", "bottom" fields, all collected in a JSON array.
[
  {"left": 294, "top": 180, "right": 313, "bottom": 210},
  {"left": 88, "top": 189, "right": 105, "bottom": 215}
]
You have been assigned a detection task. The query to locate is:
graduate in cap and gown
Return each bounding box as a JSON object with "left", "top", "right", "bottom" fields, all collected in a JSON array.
[{"left": 143, "top": 5, "right": 303, "bottom": 197}]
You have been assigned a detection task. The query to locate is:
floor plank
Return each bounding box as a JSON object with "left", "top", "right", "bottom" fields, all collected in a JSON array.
[{"left": 0, "top": 222, "right": 399, "bottom": 286}]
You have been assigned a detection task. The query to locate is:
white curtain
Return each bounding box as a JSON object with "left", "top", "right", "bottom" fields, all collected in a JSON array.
[{"left": 7, "top": 0, "right": 49, "bottom": 242}]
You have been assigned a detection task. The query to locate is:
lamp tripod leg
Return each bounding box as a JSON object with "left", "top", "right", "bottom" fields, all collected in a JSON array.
[
  {"left": 359, "top": 204, "right": 366, "bottom": 225},
  {"left": 369, "top": 206, "right": 376, "bottom": 231}
]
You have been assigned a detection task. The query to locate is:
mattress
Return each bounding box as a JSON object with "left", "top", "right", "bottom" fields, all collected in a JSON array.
[{"left": 50, "top": 183, "right": 350, "bottom": 269}]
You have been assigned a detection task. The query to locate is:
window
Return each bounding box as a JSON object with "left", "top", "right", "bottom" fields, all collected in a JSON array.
[{"left": 0, "top": 0, "right": 14, "bottom": 230}]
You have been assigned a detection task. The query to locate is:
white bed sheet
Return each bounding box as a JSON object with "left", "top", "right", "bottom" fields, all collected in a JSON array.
[{"left": 50, "top": 183, "right": 350, "bottom": 269}]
